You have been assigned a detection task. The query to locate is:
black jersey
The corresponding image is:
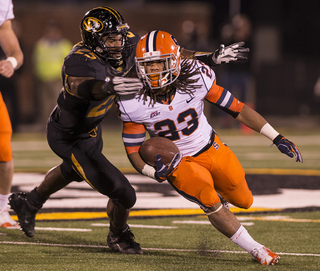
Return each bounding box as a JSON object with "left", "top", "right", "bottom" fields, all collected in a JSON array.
[{"left": 50, "top": 31, "right": 140, "bottom": 135}]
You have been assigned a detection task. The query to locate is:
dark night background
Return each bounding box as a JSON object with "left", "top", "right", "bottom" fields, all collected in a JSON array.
[{"left": 2, "top": 0, "right": 320, "bottom": 130}]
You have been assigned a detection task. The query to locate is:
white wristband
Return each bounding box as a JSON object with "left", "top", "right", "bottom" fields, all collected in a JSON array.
[
  {"left": 142, "top": 164, "right": 156, "bottom": 179},
  {"left": 260, "top": 123, "right": 279, "bottom": 141},
  {"left": 6, "top": 57, "right": 18, "bottom": 69}
]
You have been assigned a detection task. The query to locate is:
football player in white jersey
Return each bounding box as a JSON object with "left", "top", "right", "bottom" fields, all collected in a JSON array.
[
  {"left": 0, "top": 0, "right": 23, "bottom": 227},
  {"left": 117, "top": 30, "right": 303, "bottom": 265}
]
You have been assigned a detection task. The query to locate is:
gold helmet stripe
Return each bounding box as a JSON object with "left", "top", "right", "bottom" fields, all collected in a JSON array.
[{"left": 92, "top": 6, "right": 122, "bottom": 21}]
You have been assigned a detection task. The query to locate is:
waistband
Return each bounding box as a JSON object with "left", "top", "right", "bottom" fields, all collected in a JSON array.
[{"left": 192, "top": 130, "right": 216, "bottom": 157}]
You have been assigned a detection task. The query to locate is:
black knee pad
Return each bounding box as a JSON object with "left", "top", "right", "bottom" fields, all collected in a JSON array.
[{"left": 112, "top": 185, "right": 136, "bottom": 209}]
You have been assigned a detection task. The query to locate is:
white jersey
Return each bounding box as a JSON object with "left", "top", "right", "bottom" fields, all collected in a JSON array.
[
  {"left": 118, "top": 60, "right": 216, "bottom": 157},
  {"left": 0, "top": 0, "right": 14, "bottom": 26}
]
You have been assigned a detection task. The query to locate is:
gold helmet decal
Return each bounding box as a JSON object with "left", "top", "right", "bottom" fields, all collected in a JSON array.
[{"left": 82, "top": 17, "right": 103, "bottom": 33}]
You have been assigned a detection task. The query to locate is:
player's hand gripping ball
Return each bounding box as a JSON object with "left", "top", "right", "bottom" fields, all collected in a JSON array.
[
  {"left": 139, "top": 137, "right": 182, "bottom": 182},
  {"left": 139, "top": 137, "right": 180, "bottom": 167}
]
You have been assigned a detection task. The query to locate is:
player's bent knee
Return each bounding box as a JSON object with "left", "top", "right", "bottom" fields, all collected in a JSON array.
[
  {"left": 199, "top": 186, "right": 219, "bottom": 208},
  {"left": 237, "top": 197, "right": 253, "bottom": 209},
  {"left": 226, "top": 179, "right": 253, "bottom": 209},
  {"left": 0, "top": 141, "right": 12, "bottom": 162},
  {"left": 232, "top": 192, "right": 253, "bottom": 209},
  {"left": 112, "top": 185, "right": 136, "bottom": 209}
]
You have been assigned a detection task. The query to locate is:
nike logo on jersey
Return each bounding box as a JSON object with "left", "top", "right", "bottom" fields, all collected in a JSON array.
[{"left": 186, "top": 97, "right": 194, "bottom": 103}]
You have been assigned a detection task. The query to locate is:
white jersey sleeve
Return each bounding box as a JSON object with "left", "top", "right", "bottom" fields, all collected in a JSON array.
[
  {"left": 117, "top": 60, "right": 217, "bottom": 157},
  {"left": 0, "top": 0, "right": 14, "bottom": 26}
]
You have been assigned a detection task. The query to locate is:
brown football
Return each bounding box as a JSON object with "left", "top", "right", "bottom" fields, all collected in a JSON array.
[{"left": 139, "top": 137, "right": 180, "bottom": 167}]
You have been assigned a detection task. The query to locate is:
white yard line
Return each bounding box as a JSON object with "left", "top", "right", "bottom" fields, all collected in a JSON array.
[
  {"left": 91, "top": 223, "right": 177, "bottom": 229},
  {"left": 1, "top": 241, "right": 319, "bottom": 257},
  {"left": 7, "top": 227, "right": 92, "bottom": 232}
]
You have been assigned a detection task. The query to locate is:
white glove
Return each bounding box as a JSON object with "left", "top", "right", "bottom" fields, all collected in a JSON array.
[
  {"left": 212, "top": 42, "right": 250, "bottom": 64},
  {"left": 106, "top": 77, "right": 142, "bottom": 95}
]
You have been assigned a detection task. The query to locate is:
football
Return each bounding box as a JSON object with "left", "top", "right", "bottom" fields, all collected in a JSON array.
[{"left": 139, "top": 137, "right": 180, "bottom": 167}]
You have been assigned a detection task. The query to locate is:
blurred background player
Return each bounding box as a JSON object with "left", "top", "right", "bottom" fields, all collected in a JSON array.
[
  {"left": 218, "top": 14, "right": 253, "bottom": 131},
  {"left": 117, "top": 30, "right": 303, "bottom": 265},
  {"left": 32, "top": 20, "right": 72, "bottom": 131},
  {"left": 0, "top": 0, "right": 24, "bottom": 227}
]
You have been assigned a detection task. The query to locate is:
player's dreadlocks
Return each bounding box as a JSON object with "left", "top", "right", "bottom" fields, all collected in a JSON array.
[{"left": 138, "top": 58, "right": 202, "bottom": 106}]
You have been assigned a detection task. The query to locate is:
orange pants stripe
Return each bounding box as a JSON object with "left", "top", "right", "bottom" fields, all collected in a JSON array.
[
  {"left": 0, "top": 93, "right": 13, "bottom": 162},
  {"left": 168, "top": 135, "right": 253, "bottom": 211}
]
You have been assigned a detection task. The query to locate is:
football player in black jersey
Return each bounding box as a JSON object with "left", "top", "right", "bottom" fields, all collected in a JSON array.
[
  {"left": 10, "top": 6, "right": 144, "bottom": 254},
  {"left": 9, "top": 6, "right": 249, "bottom": 254}
]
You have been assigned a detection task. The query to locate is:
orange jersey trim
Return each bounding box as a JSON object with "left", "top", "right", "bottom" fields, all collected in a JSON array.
[
  {"left": 205, "top": 79, "right": 244, "bottom": 114},
  {"left": 122, "top": 122, "right": 146, "bottom": 155}
]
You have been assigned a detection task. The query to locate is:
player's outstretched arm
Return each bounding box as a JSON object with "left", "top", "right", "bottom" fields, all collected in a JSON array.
[
  {"left": 236, "top": 104, "right": 303, "bottom": 162},
  {"left": 182, "top": 42, "right": 249, "bottom": 66},
  {"left": 71, "top": 76, "right": 142, "bottom": 100}
]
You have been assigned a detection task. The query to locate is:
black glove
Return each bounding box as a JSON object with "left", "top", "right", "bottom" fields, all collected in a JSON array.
[
  {"left": 154, "top": 153, "right": 182, "bottom": 182},
  {"left": 212, "top": 42, "right": 250, "bottom": 64},
  {"left": 273, "top": 134, "right": 303, "bottom": 163},
  {"left": 106, "top": 76, "right": 142, "bottom": 96}
]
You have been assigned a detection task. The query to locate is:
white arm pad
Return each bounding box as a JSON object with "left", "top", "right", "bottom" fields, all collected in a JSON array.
[
  {"left": 260, "top": 123, "right": 279, "bottom": 141},
  {"left": 141, "top": 164, "right": 156, "bottom": 179},
  {"left": 6, "top": 57, "right": 18, "bottom": 69}
]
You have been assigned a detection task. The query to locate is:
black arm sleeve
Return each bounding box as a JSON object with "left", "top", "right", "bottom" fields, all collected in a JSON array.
[
  {"left": 195, "top": 53, "right": 216, "bottom": 67},
  {"left": 181, "top": 48, "right": 216, "bottom": 67},
  {"left": 77, "top": 79, "right": 115, "bottom": 101}
]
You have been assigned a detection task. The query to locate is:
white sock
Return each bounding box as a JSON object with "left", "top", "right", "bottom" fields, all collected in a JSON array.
[
  {"left": 230, "top": 225, "right": 264, "bottom": 253},
  {"left": 0, "top": 193, "right": 9, "bottom": 211}
]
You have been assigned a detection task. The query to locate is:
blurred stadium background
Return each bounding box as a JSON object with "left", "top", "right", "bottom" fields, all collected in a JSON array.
[
  {"left": 3, "top": 0, "right": 320, "bottom": 135},
  {"left": 2, "top": 4, "right": 320, "bottom": 268}
]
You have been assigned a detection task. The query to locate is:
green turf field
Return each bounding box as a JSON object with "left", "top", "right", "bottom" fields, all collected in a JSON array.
[
  {"left": 3, "top": 127, "right": 320, "bottom": 270},
  {"left": 11, "top": 127, "right": 320, "bottom": 172},
  {"left": 1, "top": 212, "right": 320, "bottom": 270}
]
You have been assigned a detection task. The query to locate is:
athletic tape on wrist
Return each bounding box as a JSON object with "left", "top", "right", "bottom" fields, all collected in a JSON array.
[
  {"left": 260, "top": 123, "right": 279, "bottom": 141},
  {"left": 6, "top": 57, "right": 18, "bottom": 69},
  {"left": 142, "top": 164, "right": 156, "bottom": 179}
]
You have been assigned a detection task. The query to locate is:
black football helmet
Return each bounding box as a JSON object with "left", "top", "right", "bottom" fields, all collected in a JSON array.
[{"left": 80, "top": 6, "right": 133, "bottom": 66}]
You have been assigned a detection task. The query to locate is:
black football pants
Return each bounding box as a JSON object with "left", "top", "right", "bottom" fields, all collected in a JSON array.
[{"left": 46, "top": 122, "right": 136, "bottom": 209}]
